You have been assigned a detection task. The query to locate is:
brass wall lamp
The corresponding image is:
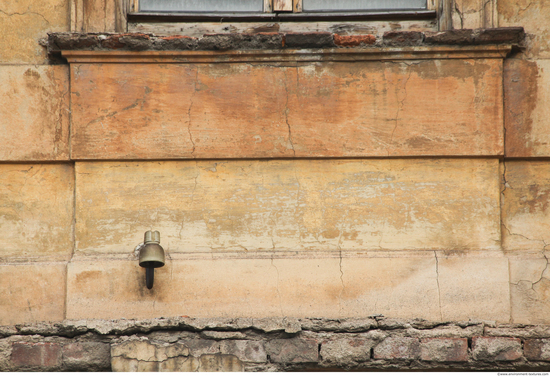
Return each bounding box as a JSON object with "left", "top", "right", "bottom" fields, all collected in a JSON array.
[{"left": 139, "top": 230, "right": 165, "bottom": 289}]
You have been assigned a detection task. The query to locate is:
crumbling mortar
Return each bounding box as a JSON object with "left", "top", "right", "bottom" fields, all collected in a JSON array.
[{"left": 7, "top": 319, "right": 550, "bottom": 339}]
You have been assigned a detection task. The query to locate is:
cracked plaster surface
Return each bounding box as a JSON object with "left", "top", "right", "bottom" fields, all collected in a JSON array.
[
  {"left": 503, "top": 159, "right": 550, "bottom": 323},
  {"left": 499, "top": 0, "right": 550, "bottom": 58},
  {"left": 509, "top": 254, "right": 550, "bottom": 324},
  {"left": 501, "top": 161, "right": 550, "bottom": 252},
  {"left": 0, "top": 0, "right": 68, "bottom": 63}
]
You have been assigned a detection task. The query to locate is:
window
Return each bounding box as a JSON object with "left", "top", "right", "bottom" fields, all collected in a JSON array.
[
  {"left": 138, "top": 0, "right": 428, "bottom": 13},
  {"left": 129, "top": 0, "right": 437, "bottom": 30}
]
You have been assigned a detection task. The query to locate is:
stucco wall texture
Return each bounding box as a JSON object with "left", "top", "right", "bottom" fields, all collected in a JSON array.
[{"left": 0, "top": 0, "right": 549, "bottom": 334}]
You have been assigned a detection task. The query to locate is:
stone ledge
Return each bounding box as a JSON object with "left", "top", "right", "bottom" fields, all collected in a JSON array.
[
  {"left": 1, "top": 317, "right": 550, "bottom": 371},
  {"left": 60, "top": 45, "right": 513, "bottom": 64},
  {"left": 47, "top": 27, "right": 524, "bottom": 56},
  {"left": 0, "top": 317, "right": 513, "bottom": 338}
]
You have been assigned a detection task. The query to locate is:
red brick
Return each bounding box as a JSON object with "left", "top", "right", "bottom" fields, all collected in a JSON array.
[
  {"left": 524, "top": 339, "right": 550, "bottom": 361},
  {"left": 334, "top": 34, "right": 376, "bottom": 47},
  {"left": 373, "top": 337, "right": 420, "bottom": 360},
  {"left": 472, "top": 337, "right": 522, "bottom": 361},
  {"left": 420, "top": 338, "right": 468, "bottom": 362},
  {"left": 11, "top": 342, "right": 62, "bottom": 369}
]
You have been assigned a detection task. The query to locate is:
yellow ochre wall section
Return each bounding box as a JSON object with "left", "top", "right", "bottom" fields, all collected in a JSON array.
[{"left": 1, "top": 0, "right": 549, "bottom": 325}]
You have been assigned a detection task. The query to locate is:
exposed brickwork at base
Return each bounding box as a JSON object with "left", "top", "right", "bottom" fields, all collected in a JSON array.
[{"left": 1, "top": 317, "right": 550, "bottom": 371}]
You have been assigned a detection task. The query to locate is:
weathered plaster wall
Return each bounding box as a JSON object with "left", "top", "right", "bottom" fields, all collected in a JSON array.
[
  {"left": 0, "top": 0, "right": 69, "bottom": 64},
  {"left": 0, "top": 1, "right": 549, "bottom": 361},
  {"left": 501, "top": 0, "right": 550, "bottom": 157},
  {"left": 0, "top": 0, "right": 71, "bottom": 327},
  {"left": 498, "top": 0, "right": 550, "bottom": 326},
  {"left": 70, "top": 59, "right": 504, "bottom": 159}
]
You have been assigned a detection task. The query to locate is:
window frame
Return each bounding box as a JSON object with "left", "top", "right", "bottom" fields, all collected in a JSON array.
[
  {"left": 136, "top": 0, "right": 430, "bottom": 14},
  {"left": 71, "top": 0, "right": 478, "bottom": 34},
  {"left": 128, "top": 0, "right": 440, "bottom": 23}
]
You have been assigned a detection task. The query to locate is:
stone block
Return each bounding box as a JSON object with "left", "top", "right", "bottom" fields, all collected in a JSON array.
[
  {"left": 178, "top": 339, "right": 219, "bottom": 357},
  {"left": 74, "top": 159, "right": 501, "bottom": 255},
  {"left": 524, "top": 339, "right": 550, "bottom": 361},
  {"left": 111, "top": 357, "right": 155, "bottom": 372},
  {"left": 420, "top": 338, "right": 468, "bottom": 362},
  {"left": 111, "top": 338, "right": 194, "bottom": 372},
  {"left": 0, "top": 65, "right": 69, "bottom": 161},
  {"left": 62, "top": 342, "right": 111, "bottom": 371},
  {"left": 373, "top": 337, "right": 420, "bottom": 360},
  {"left": 70, "top": 58, "right": 504, "bottom": 159},
  {"left": 498, "top": 0, "right": 550, "bottom": 58},
  {"left": 11, "top": 342, "right": 62, "bottom": 370},
  {"left": 320, "top": 338, "right": 373, "bottom": 364},
  {"left": 472, "top": 337, "right": 522, "bottom": 361},
  {"left": 159, "top": 356, "right": 199, "bottom": 372},
  {"left": 0, "top": 339, "right": 10, "bottom": 371},
  {"left": 112, "top": 337, "right": 189, "bottom": 361},
  {"left": 198, "top": 354, "right": 243, "bottom": 372},
  {"left": 0, "top": 263, "right": 66, "bottom": 325},
  {"left": 0, "top": 163, "right": 74, "bottom": 261},
  {"left": 265, "top": 338, "right": 318, "bottom": 363},
  {"left": 509, "top": 256, "right": 550, "bottom": 325},
  {"left": 437, "top": 257, "right": 510, "bottom": 322},
  {"left": 112, "top": 354, "right": 199, "bottom": 372},
  {"left": 0, "top": 0, "right": 69, "bottom": 63},
  {"left": 502, "top": 161, "right": 550, "bottom": 250},
  {"left": 504, "top": 59, "right": 550, "bottom": 157},
  {"left": 220, "top": 340, "right": 267, "bottom": 363}
]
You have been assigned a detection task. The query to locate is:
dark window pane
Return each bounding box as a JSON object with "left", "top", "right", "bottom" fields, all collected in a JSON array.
[
  {"left": 303, "top": 0, "right": 427, "bottom": 12},
  {"left": 140, "top": 0, "right": 264, "bottom": 12}
]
